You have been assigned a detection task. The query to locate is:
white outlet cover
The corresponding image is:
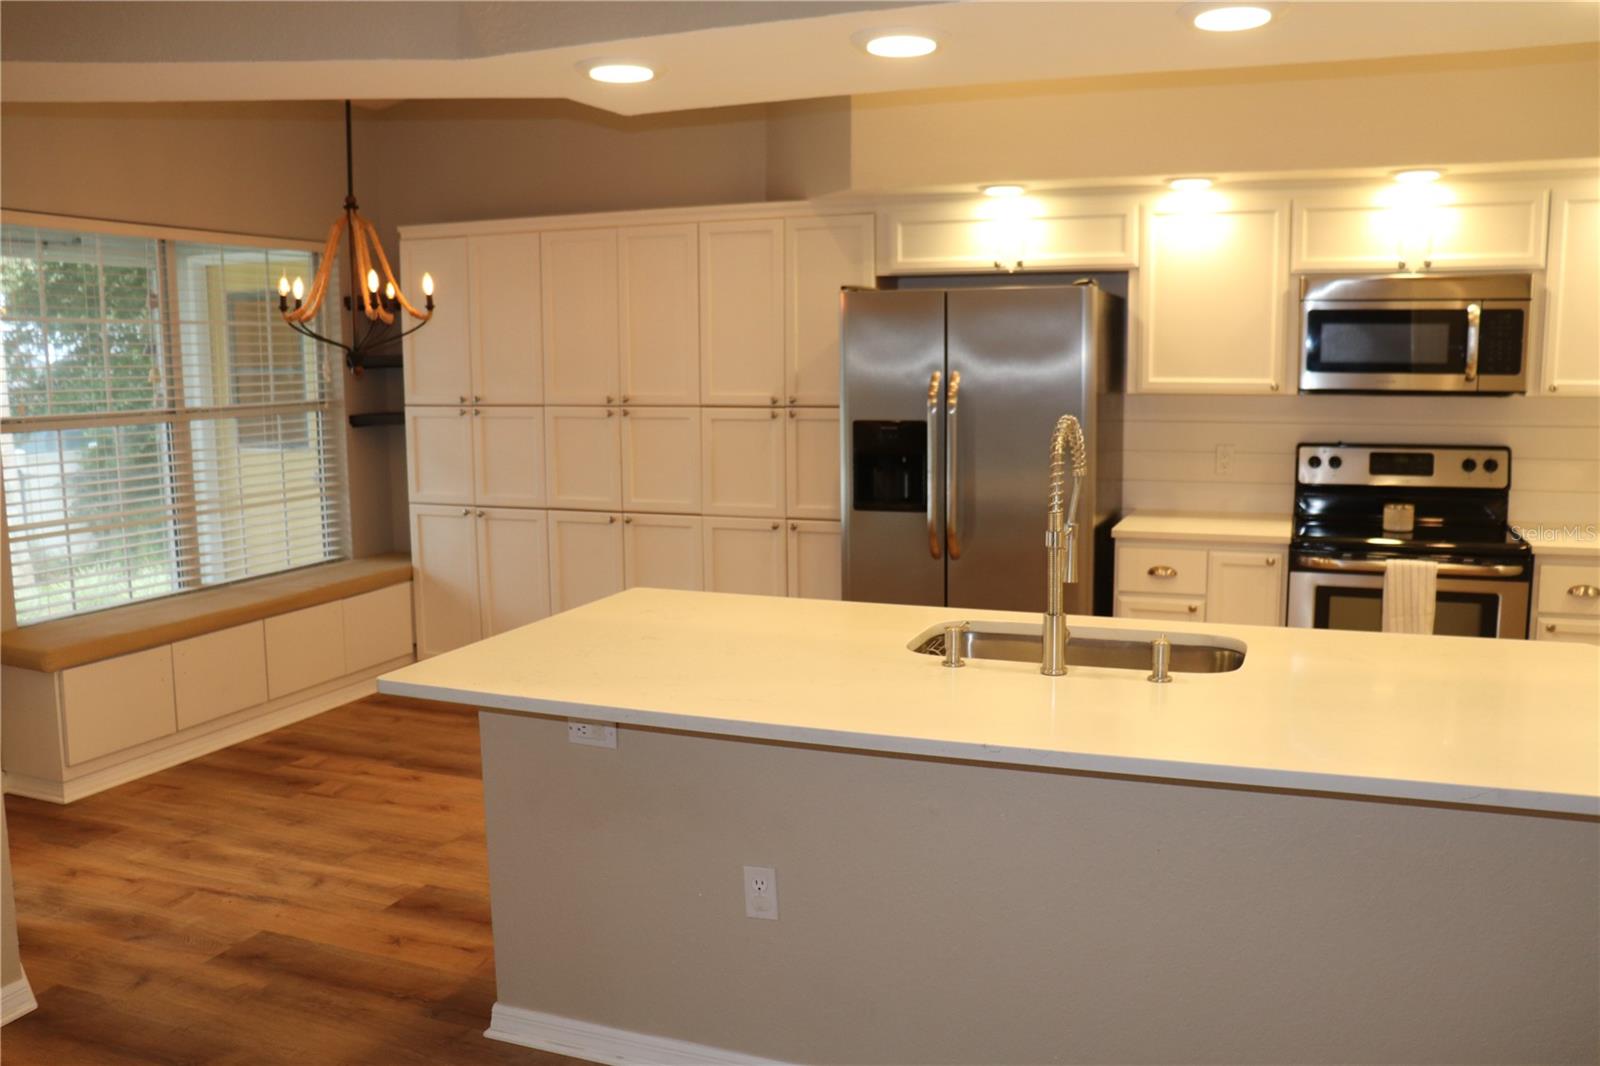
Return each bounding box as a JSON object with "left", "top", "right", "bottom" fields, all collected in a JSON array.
[
  {"left": 743, "top": 865, "right": 778, "bottom": 920},
  {"left": 567, "top": 719, "right": 618, "bottom": 748}
]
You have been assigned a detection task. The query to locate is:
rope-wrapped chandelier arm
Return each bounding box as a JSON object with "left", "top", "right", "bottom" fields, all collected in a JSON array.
[
  {"left": 351, "top": 218, "right": 396, "bottom": 327},
  {"left": 284, "top": 216, "right": 348, "bottom": 324},
  {"left": 358, "top": 214, "right": 432, "bottom": 323}
]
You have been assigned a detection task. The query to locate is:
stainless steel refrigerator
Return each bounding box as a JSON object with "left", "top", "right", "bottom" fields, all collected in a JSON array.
[{"left": 840, "top": 282, "right": 1123, "bottom": 614}]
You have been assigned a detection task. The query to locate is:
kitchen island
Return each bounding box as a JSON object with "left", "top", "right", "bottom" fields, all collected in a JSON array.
[{"left": 379, "top": 589, "right": 1599, "bottom": 1065}]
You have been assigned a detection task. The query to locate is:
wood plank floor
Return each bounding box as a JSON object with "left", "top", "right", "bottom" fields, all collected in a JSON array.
[{"left": 3, "top": 695, "right": 587, "bottom": 1065}]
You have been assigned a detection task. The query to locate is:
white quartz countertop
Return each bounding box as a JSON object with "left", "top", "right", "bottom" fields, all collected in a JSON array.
[
  {"left": 1113, "top": 512, "right": 1292, "bottom": 545},
  {"left": 379, "top": 589, "right": 1600, "bottom": 817}
]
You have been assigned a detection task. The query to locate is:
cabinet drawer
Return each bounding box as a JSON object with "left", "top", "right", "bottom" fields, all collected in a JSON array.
[
  {"left": 265, "top": 602, "right": 348, "bottom": 699},
  {"left": 1116, "top": 545, "right": 1208, "bottom": 595},
  {"left": 1115, "top": 593, "right": 1205, "bottom": 623},
  {"left": 61, "top": 646, "right": 176, "bottom": 765},
  {"left": 344, "top": 583, "right": 416, "bottom": 671},
  {"left": 172, "top": 622, "right": 268, "bottom": 730},
  {"left": 1536, "top": 616, "right": 1600, "bottom": 646},
  {"left": 1538, "top": 562, "right": 1600, "bottom": 618}
]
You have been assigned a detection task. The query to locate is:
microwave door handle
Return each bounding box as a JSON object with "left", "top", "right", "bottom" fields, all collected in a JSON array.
[
  {"left": 926, "top": 371, "right": 942, "bottom": 560},
  {"left": 1464, "top": 302, "right": 1481, "bottom": 383}
]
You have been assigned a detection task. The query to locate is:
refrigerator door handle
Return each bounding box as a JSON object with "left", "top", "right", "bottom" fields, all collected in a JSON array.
[
  {"left": 926, "top": 370, "right": 942, "bottom": 559},
  {"left": 945, "top": 370, "right": 962, "bottom": 560}
]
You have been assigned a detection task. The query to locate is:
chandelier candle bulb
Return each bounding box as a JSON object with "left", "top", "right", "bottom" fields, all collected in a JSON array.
[
  {"left": 277, "top": 274, "right": 290, "bottom": 297},
  {"left": 291, "top": 276, "right": 304, "bottom": 302},
  {"left": 366, "top": 268, "right": 380, "bottom": 293}
]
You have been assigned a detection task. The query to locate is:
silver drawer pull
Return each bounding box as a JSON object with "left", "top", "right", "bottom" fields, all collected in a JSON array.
[
  {"left": 1148, "top": 565, "right": 1178, "bottom": 578},
  {"left": 1567, "top": 584, "right": 1600, "bottom": 599},
  {"left": 1546, "top": 623, "right": 1557, "bottom": 632},
  {"left": 1187, "top": 604, "right": 1198, "bottom": 613}
]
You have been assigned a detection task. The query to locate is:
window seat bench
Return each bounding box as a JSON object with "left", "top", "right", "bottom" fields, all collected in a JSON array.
[{"left": 1, "top": 554, "right": 415, "bottom": 803}]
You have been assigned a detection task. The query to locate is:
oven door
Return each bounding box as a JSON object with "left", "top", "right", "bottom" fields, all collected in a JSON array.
[{"left": 1288, "top": 568, "right": 1530, "bottom": 639}]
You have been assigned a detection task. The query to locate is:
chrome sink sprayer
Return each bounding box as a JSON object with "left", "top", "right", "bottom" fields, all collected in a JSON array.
[{"left": 1042, "top": 414, "right": 1087, "bottom": 676}]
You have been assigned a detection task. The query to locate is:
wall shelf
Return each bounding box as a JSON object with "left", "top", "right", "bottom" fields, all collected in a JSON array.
[{"left": 348, "top": 411, "right": 403, "bottom": 428}]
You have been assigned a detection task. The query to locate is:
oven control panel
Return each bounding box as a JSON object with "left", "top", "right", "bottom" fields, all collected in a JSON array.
[{"left": 1297, "top": 444, "right": 1510, "bottom": 490}]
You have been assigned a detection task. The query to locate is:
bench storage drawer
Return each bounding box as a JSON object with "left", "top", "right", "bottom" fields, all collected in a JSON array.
[{"left": 62, "top": 646, "right": 176, "bottom": 766}]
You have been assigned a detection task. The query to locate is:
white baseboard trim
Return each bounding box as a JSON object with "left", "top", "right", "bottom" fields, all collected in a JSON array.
[
  {"left": 1, "top": 973, "right": 37, "bottom": 1026},
  {"left": 485, "top": 1002, "right": 793, "bottom": 1066},
  {"left": 3, "top": 657, "right": 411, "bottom": 804}
]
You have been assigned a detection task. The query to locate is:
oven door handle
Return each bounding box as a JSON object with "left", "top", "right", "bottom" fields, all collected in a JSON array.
[{"left": 1297, "top": 555, "right": 1525, "bottom": 578}]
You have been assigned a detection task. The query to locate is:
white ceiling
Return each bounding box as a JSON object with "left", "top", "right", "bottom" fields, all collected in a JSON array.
[{"left": 2, "top": 1, "right": 1596, "bottom": 116}]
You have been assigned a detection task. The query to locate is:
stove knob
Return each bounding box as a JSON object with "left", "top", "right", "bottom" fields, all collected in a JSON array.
[
  {"left": 1328, "top": 456, "right": 1343, "bottom": 470},
  {"left": 1483, "top": 458, "right": 1499, "bottom": 474},
  {"left": 1461, "top": 458, "right": 1477, "bottom": 473},
  {"left": 1307, "top": 456, "right": 1322, "bottom": 469}
]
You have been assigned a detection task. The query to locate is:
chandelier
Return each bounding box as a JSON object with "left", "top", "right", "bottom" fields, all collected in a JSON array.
[{"left": 275, "top": 100, "right": 434, "bottom": 372}]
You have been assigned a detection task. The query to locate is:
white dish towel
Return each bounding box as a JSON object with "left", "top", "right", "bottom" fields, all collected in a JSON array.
[{"left": 1382, "top": 558, "right": 1439, "bottom": 634}]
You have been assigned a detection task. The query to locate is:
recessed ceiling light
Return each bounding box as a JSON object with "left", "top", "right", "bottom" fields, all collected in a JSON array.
[
  {"left": 981, "top": 184, "right": 1026, "bottom": 198},
  {"left": 859, "top": 32, "right": 938, "bottom": 58},
  {"left": 1393, "top": 168, "right": 1443, "bottom": 184},
  {"left": 1168, "top": 177, "right": 1214, "bottom": 191},
  {"left": 584, "top": 62, "right": 655, "bottom": 84},
  {"left": 1191, "top": 5, "right": 1273, "bottom": 32}
]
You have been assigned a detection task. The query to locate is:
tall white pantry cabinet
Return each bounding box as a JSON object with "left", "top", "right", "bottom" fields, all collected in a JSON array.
[{"left": 402, "top": 213, "right": 871, "bottom": 658}]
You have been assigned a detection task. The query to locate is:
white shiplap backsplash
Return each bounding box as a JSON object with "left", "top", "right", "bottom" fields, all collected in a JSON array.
[{"left": 1122, "top": 395, "right": 1600, "bottom": 528}]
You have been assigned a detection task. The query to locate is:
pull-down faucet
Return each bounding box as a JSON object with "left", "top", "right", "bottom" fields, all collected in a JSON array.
[{"left": 1042, "top": 414, "right": 1087, "bottom": 676}]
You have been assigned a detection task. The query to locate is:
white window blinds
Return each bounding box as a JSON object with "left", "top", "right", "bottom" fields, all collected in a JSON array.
[{"left": 1, "top": 220, "right": 349, "bottom": 625}]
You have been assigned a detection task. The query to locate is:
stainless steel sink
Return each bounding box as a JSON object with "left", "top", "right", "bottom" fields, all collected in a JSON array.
[{"left": 908, "top": 621, "right": 1246, "bottom": 674}]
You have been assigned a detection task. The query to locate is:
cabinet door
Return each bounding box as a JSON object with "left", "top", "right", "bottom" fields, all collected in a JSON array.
[
  {"left": 469, "top": 233, "right": 543, "bottom": 405},
  {"left": 1542, "top": 181, "right": 1600, "bottom": 396},
  {"left": 405, "top": 406, "right": 474, "bottom": 505},
  {"left": 785, "top": 408, "right": 840, "bottom": 519},
  {"left": 343, "top": 584, "right": 415, "bottom": 671},
  {"left": 547, "top": 510, "right": 625, "bottom": 613},
  {"left": 61, "top": 646, "right": 176, "bottom": 765},
  {"left": 410, "top": 504, "right": 482, "bottom": 658},
  {"left": 544, "top": 406, "right": 622, "bottom": 511},
  {"left": 264, "top": 602, "right": 347, "bottom": 699},
  {"left": 473, "top": 406, "right": 546, "bottom": 508},
  {"left": 172, "top": 621, "right": 268, "bottom": 730},
  {"left": 877, "top": 195, "right": 1139, "bottom": 274},
  {"left": 702, "top": 408, "right": 786, "bottom": 517},
  {"left": 787, "top": 520, "right": 841, "bottom": 600},
  {"left": 1205, "top": 550, "right": 1286, "bottom": 627},
  {"left": 620, "top": 223, "right": 699, "bottom": 405},
  {"left": 477, "top": 508, "right": 551, "bottom": 636},
  {"left": 623, "top": 514, "right": 704, "bottom": 591},
  {"left": 541, "top": 229, "right": 621, "bottom": 404},
  {"left": 700, "top": 219, "right": 785, "bottom": 406},
  {"left": 703, "top": 517, "right": 787, "bottom": 596},
  {"left": 621, "top": 407, "right": 701, "bottom": 514},
  {"left": 1115, "top": 592, "right": 1205, "bottom": 623},
  {"left": 1293, "top": 184, "right": 1550, "bottom": 272},
  {"left": 1537, "top": 617, "right": 1600, "bottom": 646},
  {"left": 1136, "top": 195, "right": 1289, "bottom": 394},
  {"left": 785, "top": 215, "right": 874, "bottom": 405},
  {"left": 402, "top": 237, "right": 472, "bottom": 405}
]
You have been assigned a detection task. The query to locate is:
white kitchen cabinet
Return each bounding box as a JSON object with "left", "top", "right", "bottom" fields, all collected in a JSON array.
[
  {"left": 703, "top": 517, "right": 787, "bottom": 596},
  {"left": 785, "top": 215, "right": 874, "bottom": 405},
  {"left": 172, "top": 621, "right": 268, "bottom": 731},
  {"left": 621, "top": 407, "right": 701, "bottom": 515},
  {"left": 1292, "top": 183, "right": 1550, "bottom": 273},
  {"left": 1541, "top": 180, "right": 1600, "bottom": 396},
  {"left": 702, "top": 408, "right": 786, "bottom": 517},
  {"left": 1114, "top": 593, "right": 1205, "bottom": 623},
  {"left": 785, "top": 408, "right": 840, "bottom": 519},
  {"left": 700, "top": 219, "right": 785, "bottom": 406},
  {"left": 61, "top": 646, "right": 177, "bottom": 766},
  {"left": 1537, "top": 617, "right": 1600, "bottom": 646},
  {"left": 1205, "top": 549, "right": 1287, "bottom": 627},
  {"left": 877, "top": 194, "right": 1139, "bottom": 274},
  {"left": 542, "top": 229, "right": 621, "bottom": 405},
  {"left": 410, "top": 504, "right": 483, "bottom": 658},
  {"left": 342, "top": 584, "right": 416, "bottom": 672},
  {"left": 544, "top": 406, "right": 622, "bottom": 511},
  {"left": 472, "top": 406, "right": 545, "bottom": 508},
  {"left": 405, "top": 405, "right": 475, "bottom": 505},
  {"left": 264, "top": 602, "right": 347, "bottom": 700},
  {"left": 547, "top": 509, "right": 625, "bottom": 613},
  {"left": 401, "top": 237, "right": 472, "bottom": 405},
  {"left": 477, "top": 507, "right": 551, "bottom": 636},
  {"left": 620, "top": 223, "right": 700, "bottom": 405},
  {"left": 787, "top": 520, "right": 841, "bottom": 600},
  {"left": 1532, "top": 553, "right": 1600, "bottom": 646},
  {"left": 468, "top": 232, "right": 543, "bottom": 405},
  {"left": 1135, "top": 193, "right": 1290, "bottom": 395},
  {"left": 623, "top": 513, "right": 704, "bottom": 591}
]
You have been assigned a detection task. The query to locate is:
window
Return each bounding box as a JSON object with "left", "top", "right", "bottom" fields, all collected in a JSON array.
[{"left": 1, "top": 217, "right": 348, "bottom": 625}]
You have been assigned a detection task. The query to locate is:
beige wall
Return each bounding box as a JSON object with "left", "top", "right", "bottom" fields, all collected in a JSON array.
[
  {"left": 764, "top": 97, "right": 852, "bottom": 201},
  {"left": 848, "top": 46, "right": 1600, "bottom": 192},
  {"left": 482, "top": 713, "right": 1600, "bottom": 1065}
]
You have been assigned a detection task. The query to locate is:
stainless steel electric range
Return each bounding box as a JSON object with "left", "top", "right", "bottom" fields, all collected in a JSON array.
[{"left": 1288, "top": 443, "right": 1532, "bottom": 639}]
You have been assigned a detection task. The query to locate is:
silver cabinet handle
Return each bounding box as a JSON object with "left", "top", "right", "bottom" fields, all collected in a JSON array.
[
  {"left": 1546, "top": 623, "right": 1557, "bottom": 632},
  {"left": 788, "top": 395, "right": 797, "bottom": 405},
  {"left": 1148, "top": 565, "right": 1178, "bottom": 578},
  {"left": 605, "top": 409, "right": 613, "bottom": 418},
  {"left": 1265, "top": 557, "right": 1278, "bottom": 567},
  {"left": 458, "top": 395, "right": 466, "bottom": 403},
  {"left": 607, "top": 515, "right": 616, "bottom": 524},
  {"left": 1568, "top": 585, "right": 1600, "bottom": 599},
  {"left": 945, "top": 370, "right": 962, "bottom": 560},
  {"left": 473, "top": 395, "right": 481, "bottom": 403},
  {"left": 476, "top": 509, "right": 484, "bottom": 517},
  {"left": 770, "top": 396, "right": 779, "bottom": 406},
  {"left": 789, "top": 522, "right": 798, "bottom": 531},
  {"left": 1187, "top": 604, "right": 1198, "bottom": 613},
  {"left": 623, "top": 516, "right": 632, "bottom": 524},
  {"left": 473, "top": 408, "right": 481, "bottom": 416},
  {"left": 1464, "top": 302, "right": 1481, "bottom": 383},
  {"left": 457, "top": 408, "right": 466, "bottom": 416},
  {"left": 770, "top": 522, "right": 780, "bottom": 531},
  {"left": 460, "top": 508, "right": 470, "bottom": 516},
  {"left": 769, "top": 410, "right": 778, "bottom": 419},
  {"left": 605, "top": 395, "right": 614, "bottom": 404},
  {"left": 621, "top": 408, "right": 630, "bottom": 417},
  {"left": 1297, "top": 555, "right": 1525, "bottom": 578},
  {"left": 620, "top": 395, "right": 629, "bottom": 403},
  {"left": 926, "top": 370, "right": 942, "bottom": 560},
  {"left": 788, "top": 409, "right": 796, "bottom": 419}
]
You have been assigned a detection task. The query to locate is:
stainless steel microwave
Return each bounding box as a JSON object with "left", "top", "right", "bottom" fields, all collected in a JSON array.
[{"left": 1299, "top": 273, "right": 1530, "bottom": 394}]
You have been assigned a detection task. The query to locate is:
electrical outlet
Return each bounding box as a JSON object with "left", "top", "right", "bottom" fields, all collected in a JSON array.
[
  {"left": 1215, "top": 444, "right": 1236, "bottom": 477},
  {"left": 743, "top": 865, "right": 778, "bottom": 920},
  {"left": 567, "top": 719, "right": 617, "bottom": 748}
]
